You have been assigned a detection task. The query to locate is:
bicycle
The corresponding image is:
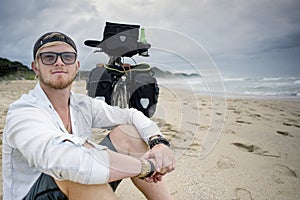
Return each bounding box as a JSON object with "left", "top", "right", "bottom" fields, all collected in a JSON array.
[{"left": 85, "top": 22, "right": 159, "bottom": 117}]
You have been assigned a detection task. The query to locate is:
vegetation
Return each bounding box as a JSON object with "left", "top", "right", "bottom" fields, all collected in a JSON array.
[{"left": 0, "top": 57, "right": 35, "bottom": 80}]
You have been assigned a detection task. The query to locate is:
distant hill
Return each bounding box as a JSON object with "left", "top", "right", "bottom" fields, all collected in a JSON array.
[
  {"left": 77, "top": 66, "right": 201, "bottom": 81},
  {"left": 151, "top": 67, "right": 201, "bottom": 78},
  {"left": 0, "top": 57, "right": 35, "bottom": 80}
]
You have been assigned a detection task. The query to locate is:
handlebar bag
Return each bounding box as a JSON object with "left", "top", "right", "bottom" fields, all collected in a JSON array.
[{"left": 100, "top": 22, "right": 140, "bottom": 57}]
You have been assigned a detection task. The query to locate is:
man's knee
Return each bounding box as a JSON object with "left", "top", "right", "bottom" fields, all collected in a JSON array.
[
  {"left": 114, "top": 124, "right": 140, "bottom": 139},
  {"left": 109, "top": 125, "right": 148, "bottom": 156}
]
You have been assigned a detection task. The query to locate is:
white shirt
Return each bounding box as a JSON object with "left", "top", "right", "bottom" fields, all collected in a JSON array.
[{"left": 2, "top": 83, "right": 161, "bottom": 200}]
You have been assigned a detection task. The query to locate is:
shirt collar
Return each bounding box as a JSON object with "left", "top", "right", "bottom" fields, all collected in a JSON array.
[
  {"left": 33, "top": 83, "right": 80, "bottom": 111},
  {"left": 69, "top": 91, "right": 81, "bottom": 110},
  {"left": 33, "top": 83, "right": 54, "bottom": 110}
]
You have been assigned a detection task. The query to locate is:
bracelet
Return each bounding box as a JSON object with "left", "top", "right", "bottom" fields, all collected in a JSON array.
[
  {"left": 137, "top": 159, "right": 154, "bottom": 179},
  {"left": 145, "top": 160, "right": 155, "bottom": 178},
  {"left": 148, "top": 135, "right": 170, "bottom": 149}
]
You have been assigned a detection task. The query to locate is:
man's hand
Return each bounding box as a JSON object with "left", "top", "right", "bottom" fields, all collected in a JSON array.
[{"left": 142, "top": 144, "right": 175, "bottom": 182}]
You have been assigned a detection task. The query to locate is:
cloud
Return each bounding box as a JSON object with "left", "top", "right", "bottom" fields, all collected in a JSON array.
[
  {"left": 0, "top": 0, "right": 101, "bottom": 63},
  {"left": 0, "top": 0, "right": 299, "bottom": 76}
]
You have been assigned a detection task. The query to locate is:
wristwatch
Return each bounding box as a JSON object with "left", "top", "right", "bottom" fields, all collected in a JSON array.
[{"left": 148, "top": 135, "right": 170, "bottom": 149}]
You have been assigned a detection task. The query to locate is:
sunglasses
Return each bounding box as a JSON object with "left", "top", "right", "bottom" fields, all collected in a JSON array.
[{"left": 38, "top": 52, "right": 77, "bottom": 65}]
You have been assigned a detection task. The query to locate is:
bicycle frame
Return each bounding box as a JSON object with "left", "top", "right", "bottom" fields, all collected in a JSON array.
[{"left": 108, "top": 56, "right": 135, "bottom": 109}]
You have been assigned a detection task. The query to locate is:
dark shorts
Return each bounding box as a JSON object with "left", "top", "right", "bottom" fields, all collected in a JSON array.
[
  {"left": 23, "top": 173, "right": 68, "bottom": 200},
  {"left": 23, "top": 134, "right": 122, "bottom": 200}
]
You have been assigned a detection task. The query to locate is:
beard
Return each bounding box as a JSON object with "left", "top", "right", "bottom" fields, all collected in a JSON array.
[{"left": 39, "top": 72, "right": 77, "bottom": 90}]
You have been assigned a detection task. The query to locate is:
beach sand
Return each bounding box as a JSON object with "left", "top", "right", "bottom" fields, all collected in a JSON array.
[{"left": 0, "top": 80, "right": 300, "bottom": 199}]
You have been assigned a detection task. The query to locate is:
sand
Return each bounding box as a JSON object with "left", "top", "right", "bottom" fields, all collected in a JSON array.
[{"left": 1, "top": 80, "right": 300, "bottom": 199}]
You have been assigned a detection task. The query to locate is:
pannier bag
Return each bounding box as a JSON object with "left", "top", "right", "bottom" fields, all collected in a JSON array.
[
  {"left": 86, "top": 66, "right": 114, "bottom": 105},
  {"left": 128, "top": 65, "right": 159, "bottom": 118}
]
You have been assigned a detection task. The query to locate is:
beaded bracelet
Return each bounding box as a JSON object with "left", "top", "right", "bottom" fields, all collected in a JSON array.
[{"left": 148, "top": 135, "right": 170, "bottom": 149}]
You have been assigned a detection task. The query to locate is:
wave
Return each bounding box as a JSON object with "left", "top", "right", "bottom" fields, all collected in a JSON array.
[
  {"left": 263, "top": 77, "right": 282, "bottom": 81},
  {"left": 223, "top": 78, "right": 246, "bottom": 82},
  {"left": 224, "top": 76, "right": 297, "bottom": 82},
  {"left": 157, "top": 76, "right": 300, "bottom": 98},
  {"left": 294, "top": 80, "right": 300, "bottom": 85},
  {"left": 243, "top": 91, "right": 300, "bottom": 97}
]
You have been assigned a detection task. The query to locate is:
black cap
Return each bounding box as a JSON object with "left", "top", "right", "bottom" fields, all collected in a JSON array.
[{"left": 33, "top": 32, "right": 77, "bottom": 59}]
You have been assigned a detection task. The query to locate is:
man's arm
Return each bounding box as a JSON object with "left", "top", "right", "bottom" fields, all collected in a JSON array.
[
  {"left": 139, "top": 130, "right": 175, "bottom": 177},
  {"left": 90, "top": 99, "right": 176, "bottom": 178},
  {"left": 91, "top": 99, "right": 162, "bottom": 142},
  {"left": 83, "top": 142, "right": 156, "bottom": 182}
]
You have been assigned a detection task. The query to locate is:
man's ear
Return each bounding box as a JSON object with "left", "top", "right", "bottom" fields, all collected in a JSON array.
[
  {"left": 31, "top": 61, "right": 38, "bottom": 74},
  {"left": 76, "top": 61, "right": 80, "bottom": 73}
]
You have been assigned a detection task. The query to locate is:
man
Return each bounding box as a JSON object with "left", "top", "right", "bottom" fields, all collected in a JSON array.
[{"left": 2, "top": 32, "right": 175, "bottom": 200}]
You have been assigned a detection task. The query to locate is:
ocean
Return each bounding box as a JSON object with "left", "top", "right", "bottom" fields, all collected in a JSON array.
[{"left": 157, "top": 76, "right": 300, "bottom": 100}]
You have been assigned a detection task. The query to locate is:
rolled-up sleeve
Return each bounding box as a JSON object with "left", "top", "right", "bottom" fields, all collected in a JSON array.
[
  {"left": 90, "top": 98, "right": 162, "bottom": 142},
  {"left": 5, "top": 104, "right": 110, "bottom": 184}
]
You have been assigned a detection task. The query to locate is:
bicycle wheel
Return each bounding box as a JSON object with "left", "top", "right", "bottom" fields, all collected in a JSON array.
[{"left": 111, "top": 81, "right": 128, "bottom": 108}]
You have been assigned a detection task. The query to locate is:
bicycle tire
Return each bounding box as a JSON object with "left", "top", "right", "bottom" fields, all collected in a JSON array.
[{"left": 111, "top": 81, "right": 128, "bottom": 108}]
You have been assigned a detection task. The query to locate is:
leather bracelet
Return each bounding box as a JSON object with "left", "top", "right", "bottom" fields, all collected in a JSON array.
[{"left": 148, "top": 135, "right": 170, "bottom": 149}]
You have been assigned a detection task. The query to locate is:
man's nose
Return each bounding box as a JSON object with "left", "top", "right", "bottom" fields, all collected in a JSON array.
[{"left": 55, "top": 55, "right": 64, "bottom": 65}]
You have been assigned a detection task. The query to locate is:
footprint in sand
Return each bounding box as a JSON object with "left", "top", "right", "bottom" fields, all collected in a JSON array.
[
  {"left": 283, "top": 122, "right": 300, "bottom": 128},
  {"left": 224, "top": 129, "right": 236, "bottom": 134},
  {"left": 235, "top": 188, "right": 253, "bottom": 200},
  {"left": 232, "top": 142, "right": 258, "bottom": 152},
  {"left": 272, "top": 163, "right": 297, "bottom": 184},
  {"left": 276, "top": 130, "right": 293, "bottom": 137},
  {"left": 227, "top": 106, "right": 237, "bottom": 112},
  {"left": 235, "top": 120, "right": 252, "bottom": 124},
  {"left": 283, "top": 122, "right": 292, "bottom": 127},
  {"left": 216, "top": 156, "right": 235, "bottom": 169},
  {"left": 291, "top": 112, "right": 300, "bottom": 118},
  {"left": 232, "top": 142, "right": 280, "bottom": 158},
  {"left": 273, "top": 163, "right": 297, "bottom": 178},
  {"left": 233, "top": 110, "right": 242, "bottom": 114},
  {"left": 249, "top": 114, "right": 261, "bottom": 118}
]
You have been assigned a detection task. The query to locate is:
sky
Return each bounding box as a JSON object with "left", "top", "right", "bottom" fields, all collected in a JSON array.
[{"left": 0, "top": 0, "right": 299, "bottom": 77}]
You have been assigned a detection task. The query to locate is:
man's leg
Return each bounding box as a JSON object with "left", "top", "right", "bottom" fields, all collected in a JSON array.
[
  {"left": 55, "top": 179, "right": 117, "bottom": 200},
  {"left": 109, "top": 125, "right": 173, "bottom": 200},
  {"left": 99, "top": 133, "right": 123, "bottom": 191},
  {"left": 23, "top": 173, "right": 117, "bottom": 200},
  {"left": 131, "top": 177, "right": 173, "bottom": 200}
]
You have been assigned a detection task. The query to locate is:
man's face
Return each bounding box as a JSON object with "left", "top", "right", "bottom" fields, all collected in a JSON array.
[{"left": 32, "top": 43, "right": 80, "bottom": 90}]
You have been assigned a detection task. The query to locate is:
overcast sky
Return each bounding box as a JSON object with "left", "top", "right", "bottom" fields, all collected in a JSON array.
[{"left": 0, "top": 0, "right": 299, "bottom": 77}]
